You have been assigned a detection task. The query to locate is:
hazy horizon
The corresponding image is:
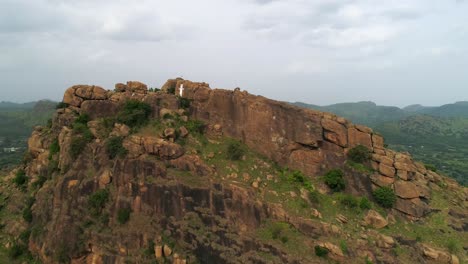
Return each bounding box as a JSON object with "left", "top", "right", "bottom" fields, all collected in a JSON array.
[{"left": 1, "top": 0, "right": 467, "bottom": 107}]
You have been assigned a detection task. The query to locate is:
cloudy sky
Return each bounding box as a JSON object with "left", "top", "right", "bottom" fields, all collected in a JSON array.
[{"left": 1, "top": 0, "right": 467, "bottom": 106}]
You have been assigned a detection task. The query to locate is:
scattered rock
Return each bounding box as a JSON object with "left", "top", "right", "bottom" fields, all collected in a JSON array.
[
  {"left": 179, "top": 126, "right": 189, "bottom": 138},
  {"left": 363, "top": 210, "right": 388, "bottom": 229},
  {"left": 163, "top": 245, "right": 172, "bottom": 257}
]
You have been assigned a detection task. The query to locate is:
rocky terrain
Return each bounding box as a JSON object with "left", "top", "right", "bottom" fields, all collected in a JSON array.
[{"left": 0, "top": 78, "right": 466, "bottom": 263}]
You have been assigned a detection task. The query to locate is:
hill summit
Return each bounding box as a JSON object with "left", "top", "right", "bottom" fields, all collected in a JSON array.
[{"left": 1, "top": 79, "right": 466, "bottom": 263}]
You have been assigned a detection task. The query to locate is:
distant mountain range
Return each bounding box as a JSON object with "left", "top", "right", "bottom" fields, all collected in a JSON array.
[{"left": 293, "top": 101, "right": 468, "bottom": 185}]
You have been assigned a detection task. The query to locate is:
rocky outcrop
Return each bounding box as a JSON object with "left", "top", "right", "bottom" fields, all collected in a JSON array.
[{"left": 17, "top": 78, "right": 466, "bottom": 264}]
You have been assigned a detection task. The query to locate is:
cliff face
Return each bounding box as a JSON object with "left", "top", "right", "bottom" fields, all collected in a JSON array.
[{"left": 4, "top": 79, "right": 465, "bottom": 263}]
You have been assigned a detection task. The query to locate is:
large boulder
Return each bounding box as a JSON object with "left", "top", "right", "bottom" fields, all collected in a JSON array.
[
  {"left": 348, "top": 127, "right": 373, "bottom": 149},
  {"left": 322, "top": 118, "right": 348, "bottom": 147},
  {"left": 363, "top": 210, "right": 388, "bottom": 229}
]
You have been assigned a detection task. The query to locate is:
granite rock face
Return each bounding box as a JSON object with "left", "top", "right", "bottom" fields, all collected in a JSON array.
[{"left": 18, "top": 78, "right": 465, "bottom": 263}]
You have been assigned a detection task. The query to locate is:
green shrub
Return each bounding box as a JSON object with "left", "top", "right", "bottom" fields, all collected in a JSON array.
[
  {"left": 75, "top": 113, "right": 90, "bottom": 125},
  {"left": 8, "top": 243, "right": 27, "bottom": 259},
  {"left": 447, "top": 239, "right": 460, "bottom": 253},
  {"left": 72, "top": 123, "right": 93, "bottom": 141},
  {"left": 324, "top": 169, "right": 345, "bottom": 192},
  {"left": 168, "top": 85, "right": 176, "bottom": 94},
  {"left": 145, "top": 241, "right": 156, "bottom": 256},
  {"left": 48, "top": 138, "right": 60, "bottom": 160},
  {"left": 117, "top": 100, "right": 152, "bottom": 128},
  {"left": 19, "top": 229, "right": 31, "bottom": 244},
  {"left": 340, "top": 240, "right": 348, "bottom": 255},
  {"left": 22, "top": 207, "right": 32, "bottom": 223},
  {"left": 227, "top": 141, "right": 245, "bottom": 160},
  {"left": 314, "top": 245, "right": 329, "bottom": 257},
  {"left": 425, "top": 163, "right": 437, "bottom": 172},
  {"left": 348, "top": 145, "right": 371, "bottom": 163},
  {"left": 105, "top": 136, "right": 128, "bottom": 159},
  {"left": 179, "top": 97, "right": 191, "bottom": 109},
  {"left": 69, "top": 136, "right": 89, "bottom": 159},
  {"left": 88, "top": 189, "right": 109, "bottom": 215},
  {"left": 185, "top": 120, "right": 205, "bottom": 134},
  {"left": 359, "top": 197, "right": 372, "bottom": 210},
  {"left": 308, "top": 190, "right": 320, "bottom": 204},
  {"left": 117, "top": 208, "right": 131, "bottom": 224},
  {"left": 340, "top": 194, "right": 358, "bottom": 209},
  {"left": 13, "top": 169, "right": 28, "bottom": 187},
  {"left": 55, "top": 102, "right": 69, "bottom": 109},
  {"left": 373, "top": 186, "right": 396, "bottom": 208}
]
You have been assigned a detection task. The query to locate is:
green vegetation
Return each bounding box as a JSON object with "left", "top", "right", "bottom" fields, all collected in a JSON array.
[
  {"left": 8, "top": 243, "right": 28, "bottom": 259},
  {"left": 117, "top": 208, "right": 131, "bottom": 224},
  {"left": 88, "top": 189, "right": 109, "bottom": 216},
  {"left": 178, "top": 97, "right": 191, "bottom": 109},
  {"left": 105, "top": 136, "right": 128, "bottom": 159},
  {"left": 13, "top": 169, "right": 28, "bottom": 187},
  {"left": 314, "top": 245, "right": 329, "bottom": 257},
  {"left": 55, "top": 102, "right": 69, "bottom": 109},
  {"left": 359, "top": 197, "right": 372, "bottom": 210},
  {"left": 226, "top": 140, "right": 245, "bottom": 160},
  {"left": 373, "top": 186, "right": 396, "bottom": 208},
  {"left": 339, "top": 194, "right": 359, "bottom": 209},
  {"left": 70, "top": 114, "right": 94, "bottom": 159},
  {"left": 296, "top": 101, "right": 468, "bottom": 185},
  {"left": 117, "top": 100, "right": 152, "bottom": 128},
  {"left": 347, "top": 145, "right": 371, "bottom": 163},
  {"left": 48, "top": 138, "right": 60, "bottom": 160},
  {"left": 323, "top": 169, "right": 345, "bottom": 192},
  {"left": 425, "top": 163, "right": 437, "bottom": 172},
  {"left": 22, "top": 197, "right": 35, "bottom": 223}
]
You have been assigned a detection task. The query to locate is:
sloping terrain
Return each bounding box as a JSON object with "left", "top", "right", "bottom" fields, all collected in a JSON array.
[
  {"left": 295, "top": 101, "right": 468, "bottom": 185},
  {"left": 0, "top": 79, "right": 466, "bottom": 263}
]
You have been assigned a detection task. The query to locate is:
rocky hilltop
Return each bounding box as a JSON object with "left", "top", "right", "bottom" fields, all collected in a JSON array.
[{"left": 0, "top": 78, "right": 466, "bottom": 263}]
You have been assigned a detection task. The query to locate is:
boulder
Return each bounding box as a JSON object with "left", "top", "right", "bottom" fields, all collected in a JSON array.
[
  {"left": 115, "top": 83, "right": 127, "bottom": 92},
  {"left": 379, "top": 163, "right": 395, "bottom": 177},
  {"left": 394, "top": 181, "right": 419, "bottom": 199},
  {"left": 163, "top": 245, "right": 172, "bottom": 257},
  {"left": 394, "top": 197, "right": 429, "bottom": 218},
  {"left": 348, "top": 127, "right": 373, "bottom": 150},
  {"left": 363, "top": 210, "right": 388, "bottom": 229},
  {"left": 179, "top": 126, "right": 189, "bottom": 138},
  {"left": 372, "top": 134, "right": 384, "bottom": 149},
  {"left": 154, "top": 245, "right": 163, "bottom": 258},
  {"left": 321, "top": 118, "right": 348, "bottom": 147},
  {"left": 370, "top": 174, "right": 394, "bottom": 187},
  {"left": 317, "top": 242, "right": 344, "bottom": 257},
  {"left": 127, "top": 81, "right": 148, "bottom": 94}
]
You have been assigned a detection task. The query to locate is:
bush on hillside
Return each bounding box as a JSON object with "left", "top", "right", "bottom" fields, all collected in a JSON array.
[
  {"left": 227, "top": 141, "right": 245, "bottom": 160},
  {"left": 347, "top": 145, "right": 371, "bottom": 163},
  {"left": 185, "top": 120, "right": 205, "bottom": 134},
  {"left": 88, "top": 189, "right": 109, "bottom": 215},
  {"left": 359, "top": 197, "right": 372, "bottom": 210},
  {"left": 117, "top": 100, "right": 152, "bottom": 128},
  {"left": 314, "top": 245, "right": 329, "bottom": 257},
  {"left": 373, "top": 186, "right": 396, "bottom": 208},
  {"left": 323, "top": 169, "right": 345, "bottom": 192},
  {"left": 55, "top": 102, "right": 69, "bottom": 109},
  {"left": 117, "top": 208, "right": 131, "bottom": 224},
  {"left": 48, "top": 138, "right": 60, "bottom": 160},
  {"left": 13, "top": 169, "right": 28, "bottom": 187},
  {"left": 179, "top": 97, "right": 191, "bottom": 109},
  {"left": 105, "top": 136, "right": 128, "bottom": 159},
  {"left": 340, "top": 194, "right": 359, "bottom": 208}
]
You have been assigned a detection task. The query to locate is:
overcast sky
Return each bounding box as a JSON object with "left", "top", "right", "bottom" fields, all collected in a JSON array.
[{"left": 1, "top": 0, "right": 467, "bottom": 107}]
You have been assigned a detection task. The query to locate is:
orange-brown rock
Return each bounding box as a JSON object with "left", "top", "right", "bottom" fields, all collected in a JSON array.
[
  {"left": 370, "top": 174, "right": 394, "bottom": 187},
  {"left": 394, "top": 197, "right": 429, "bottom": 217},
  {"left": 379, "top": 163, "right": 395, "bottom": 177},
  {"left": 321, "top": 118, "right": 348, "bottom": 147},
  {"left": 372, "top": 134, "right": 384, "bottom": 149},
  {"left": 348, "top": 127, "right": 373, "bottom": 150},
  {"left": 363, "top": 210, "right": 388, "bottom": 229},
  {"left": 394, "top": 181, "right": 419, "bottom": 199}
]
